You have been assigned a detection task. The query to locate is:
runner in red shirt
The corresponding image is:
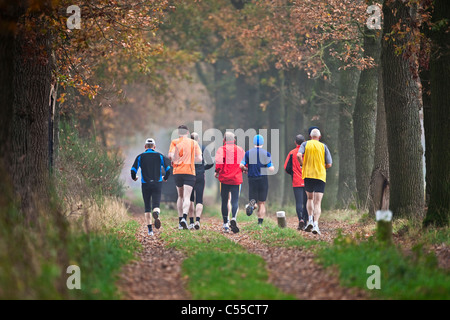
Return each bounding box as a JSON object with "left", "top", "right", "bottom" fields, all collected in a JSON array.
[
  {"left": 285, "top": 134, "right": 308, "bottom": 230},
  {"left": 215, "top": 131, "right": 245, "bottom": 233}
]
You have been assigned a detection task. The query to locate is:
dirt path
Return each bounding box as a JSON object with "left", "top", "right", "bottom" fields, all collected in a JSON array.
[
  {"left": 200, "top": 216, "right": 368, "bottom": 300},
  {"left": 117, "top": 205, "right": 190, "bottom": 300},
  {"left": 118, "top": 205, "right": 368, "bottom": 300}
]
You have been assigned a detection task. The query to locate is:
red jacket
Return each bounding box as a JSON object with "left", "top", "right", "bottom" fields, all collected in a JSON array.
[
  {"left": 215, "top": 141, "right": 245, "bottom": 185},
  {"left": 284, "top": 146, "right": 305, "bottom": 187}
]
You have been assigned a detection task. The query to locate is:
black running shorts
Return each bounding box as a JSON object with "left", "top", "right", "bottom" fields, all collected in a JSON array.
[
  {"left": 304, "top": 178, "right": 326, "bottom": 193},
  {"left": 173, "top": 174, "right": 196, "bottom": 188},
  {"left": 248, "top": 176, "right": 269, "bottom": 202}
]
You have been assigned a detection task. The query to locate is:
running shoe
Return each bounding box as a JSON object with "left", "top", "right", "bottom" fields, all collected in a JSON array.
[
  {"left": 246, "top": 199, "right": 256, "bottom": 216},
  {"left": 148, "top": 230, "right": 154, "bottom": 236},
  {"left": 153, "top": 210, "right": 161, "bottom": 229},
  {"left": 298, "top": 220, "right": 305, "bottom": 230},
  {"left": 312, "top": 224, "right": 321, "bottom": 235},
  {"left": 180, "top": 218, "right": 188, "bottom": 230},
  {"left": 230, "top": 219, "right": 239, "bottom": 233},
  {"left": 188, "top": 223, "right": 195, "bottom": 230},
  {"left": 222, "top": 223, "right": 230, "bottom": 233},
  {"left": 194, "top": 221, "right": 200, "bottom": 230},
  {"left": 304, "top": 221, "right": 314, "bottom": 232}
]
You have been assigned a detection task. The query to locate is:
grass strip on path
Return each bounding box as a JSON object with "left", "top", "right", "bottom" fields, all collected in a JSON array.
[{"left": 161, "top": 224, "right": 295, "bottom": 300}]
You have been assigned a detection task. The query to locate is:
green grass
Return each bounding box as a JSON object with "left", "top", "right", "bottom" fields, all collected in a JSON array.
[
  {"left": 242, "top": 217, "right": 321, "bottom": 249},
  {"left": 68, "top": 220, "right": 141, "bottom": 300},
  {"left": 0, "top": 209, "right": 141, "bottom": 300},
  {"left": 161, "top": 227, "right": 295, "bottom": 300},
  {"left": 317, "top": 234, "right": 450, "bottom": 300}
]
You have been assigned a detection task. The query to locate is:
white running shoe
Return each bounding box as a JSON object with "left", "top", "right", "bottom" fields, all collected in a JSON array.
[
  {"left": 223, "top": 223, "right": 230, "bottom": 233},
  {"left": 180, "top": 218, "right": 188, "bottom": 230},
  {"left": 194, "top": 221, "right": 200, "bottom": 230},
  {"left": 304, "top": 216, "right": 314, "bottom": 232},
  {"left": 312, "top": 224, "right": 321, "bottom": 235},
  {"left": 188, "top": 223, "right": 195, "bottom": 230},
  {"left": 148, "top": 230, "right": 154, "bottom": 236}
]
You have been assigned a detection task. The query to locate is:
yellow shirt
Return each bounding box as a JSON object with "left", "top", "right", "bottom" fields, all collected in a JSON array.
[{"left": 301, "top": 140, "right": 327, "bottom": 182}]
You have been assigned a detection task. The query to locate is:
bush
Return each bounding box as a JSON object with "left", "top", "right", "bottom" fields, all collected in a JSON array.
[{"left": 56, "top": 122, "right": 124, "bottom": 207}]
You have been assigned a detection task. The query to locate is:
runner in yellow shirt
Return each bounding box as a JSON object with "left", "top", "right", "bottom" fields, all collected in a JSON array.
[{"left": 297, "top": 128, "right": 332, "bottom": 235}]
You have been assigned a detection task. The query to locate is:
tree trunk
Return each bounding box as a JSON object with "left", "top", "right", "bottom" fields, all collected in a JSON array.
[
  {"left": 353, "top": 26, "right": 380, "bottom": 209},
  {"left": 424, "top": 0, "right": 450, "bottom": 227},
  {"left": 381, "top": 0, "right": 425, "bottom": 219},
  {"left": 368, "top": 68, "right": 390, "bottom": 217},
  {"left": 11, "top": 15, "right": 55, "bottom": 219},
  {"left": 337, "top": 67, "right": 359, "bottom": 208},
  {"left": 420, "top": 66, "right": 432, "bottom": 207}
]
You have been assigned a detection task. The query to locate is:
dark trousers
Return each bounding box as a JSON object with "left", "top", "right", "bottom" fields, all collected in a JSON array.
[
  {"left": 220, "top": 183, "right": 240, "bottom": 224},
  {"left": 293, "top": 187, "right": 308, "bottom": 222}
]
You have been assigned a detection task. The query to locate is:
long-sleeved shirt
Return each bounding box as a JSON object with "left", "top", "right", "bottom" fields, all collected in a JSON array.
[
  {"left": 194, "top": 145, "right": 214, "bottom": 176},
  {"left": 215, "top": 141, "right": 245, "bottom": 185},
  {"left": 131, "top": 149, "right": 171, "bottom": 183}
]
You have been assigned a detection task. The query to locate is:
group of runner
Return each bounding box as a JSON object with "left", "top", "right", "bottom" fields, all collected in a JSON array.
[{"left": 131, "top": 125, "right": 332, "bottom": 236}]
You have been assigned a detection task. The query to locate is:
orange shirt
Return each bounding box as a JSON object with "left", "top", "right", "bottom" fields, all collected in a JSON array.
[{"left": 169, "top": 136, "right": 202, "bottom": 175}]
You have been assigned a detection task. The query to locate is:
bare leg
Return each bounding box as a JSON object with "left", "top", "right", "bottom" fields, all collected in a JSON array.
[
  {"left": 306, "top": 191, "right": 314, "bottom": 222},
  {"left": 313, "top": 192, "right": 324, "bottom": 223},
  {"left": 188, "top": 201, "right": 195, "bottom": 219},
  {"left": 195, "top": 203, "right": 204, "bottom": 218},
  {"left": 176, "top": 186, "right": 184, "bottom": 218},
  {"left": 182, "top": 185, "right": 193, "bottom": 215},
  {"left": 144, "top": 212, "right": 152, "bottom": 225},
  {"left": 257, "top": 201, "right": 266, "bottom": 219}
]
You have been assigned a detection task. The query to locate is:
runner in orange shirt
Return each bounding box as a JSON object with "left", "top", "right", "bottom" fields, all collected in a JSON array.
[{"left": 168, "top": 125, "right": 202, "bottom": 229}]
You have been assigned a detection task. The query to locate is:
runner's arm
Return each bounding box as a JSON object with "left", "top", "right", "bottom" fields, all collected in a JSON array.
[
  {"left": 215, "top": 146, "right": 224, "bottom": 175},
  {"left": 324, "top": 144, "right": 332, "bottom": 169},
  {"left": 266, "top": 152, "right": 275, "bottom": 172},
  {"left": 203, "top": 147, "right": 215, "bottom": 170},
  {"left": 162, "top": 155, "right": 172, "bottom": 181},
  {"left": 131, "top": 155, "right": 140, "bottom": 181},
  {"left": 297, "top": 142, "right": 306, "bottom": 166}
]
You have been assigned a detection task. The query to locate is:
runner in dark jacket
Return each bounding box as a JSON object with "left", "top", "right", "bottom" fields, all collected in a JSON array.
[{"left": 131, "top": 138, "right": 171, "bottom": 236}]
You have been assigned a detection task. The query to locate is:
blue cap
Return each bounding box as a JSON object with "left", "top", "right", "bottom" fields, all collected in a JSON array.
[
  {"left": 308, "top": 126, "right": 319, "bottom": 136},
  {"left": 253, "top": 134, "right": 264, "bottom": 146}
]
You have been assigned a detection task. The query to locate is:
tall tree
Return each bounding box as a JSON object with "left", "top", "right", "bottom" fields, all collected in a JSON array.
[
  {"left": 10, "top": 14, "right": 55, "bottom": 218},
  {"left": 353, "top": 13, "right": 381, "bottom": 209},
  {"left": 424, "top": 0, "right": 450, "bottom": 227},
  {"left": 368, "top": 68, "right": 390, "bottom": 216},
  {"left": 381, "top": 0, "right": 425, "bottom": 219},
  {"left": 337, "top": 66, "right": 359, "bottom": 207}
]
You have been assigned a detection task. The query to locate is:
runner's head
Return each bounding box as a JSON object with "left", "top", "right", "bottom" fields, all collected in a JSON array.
[
  {"left": 224, "top": 131, "right": 235, "bottom": 143},
  {"left": 191, "top": 132, "right": 199, "bottom": 141},
  {"left": 145, "top": 138, "right": 156, "bottom": 150},
  {"left": 253, "top": 134, "right": 264, "bottom": 147},
  {"left": 178, "top": 125, "right": 189, "bottom": 137},
  {"left": 310, "top": 128, "right": 321, "bottom": 140},
  {"left": 308, "top": 126, "right": 319, "bottom": 136},
  {"left": 295, "top": 134, "right": 305, "bottom": 146}
]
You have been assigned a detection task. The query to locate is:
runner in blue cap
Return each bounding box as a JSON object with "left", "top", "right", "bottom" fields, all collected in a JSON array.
[{"left": 240, "top": 134, "right": 274, "bottom": 226}]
